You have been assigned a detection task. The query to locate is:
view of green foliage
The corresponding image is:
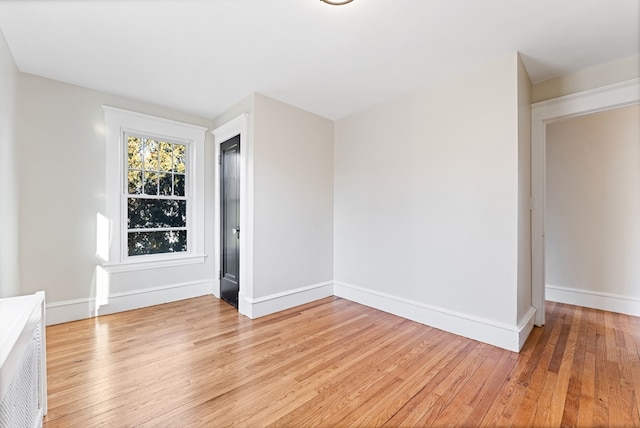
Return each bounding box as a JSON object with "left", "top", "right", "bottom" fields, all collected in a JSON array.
[{"left": 126, "top": 136, "right": 188, "bottom": 256}]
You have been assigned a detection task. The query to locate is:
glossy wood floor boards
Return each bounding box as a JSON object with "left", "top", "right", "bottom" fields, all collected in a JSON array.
[{"left": 42, "top": 296, "right": 640, "bottom": 427}]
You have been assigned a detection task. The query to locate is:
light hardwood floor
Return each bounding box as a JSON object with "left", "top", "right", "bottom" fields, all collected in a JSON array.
[{"left": 42, "top": 296, "right": 639, "bottom": 427}]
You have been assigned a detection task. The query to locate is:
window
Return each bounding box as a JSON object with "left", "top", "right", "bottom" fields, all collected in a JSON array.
[
  {"left": 126, "top": 135, "right": 188, "bottom": 256},
  {"left": 103, "top": 106, "right": 207, "bottom": 270}
]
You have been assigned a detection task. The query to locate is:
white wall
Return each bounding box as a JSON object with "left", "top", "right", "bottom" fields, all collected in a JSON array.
[
  {"left": 0, "top": 28, "right": 20, "bottom": 298},
  {"left": 532, "top": 55, "right": 640, "bottom": 103},
  {"left": 545, "top": 104, "right": 640, "bottom": 312},
  {"left": 334, "top": 53, "right": 534, "bottom": 350},
  {"left": 18, "top": 74, "right": 214, "bottom": 322},
  {"left": 18, "top": 74, "right": 334, "bottom": 322},
  {"left": 252, "top": 94, "right": 334, "bottom": 298},
  {"left": 212, "top": 95, "right": 254, "bottom": 131},
  {"left": 517, "top": 55, "right": 532, "bottom": 321},
  {"left": 211, "top": 94, "right": 333, "bottom": 315}
]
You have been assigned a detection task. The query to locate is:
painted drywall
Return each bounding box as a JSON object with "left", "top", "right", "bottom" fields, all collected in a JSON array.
[
  {"left": 18, "top": 74, "right": 214, "bottom": 307},
  {"left": 546, "top": 104, "right": 640, "bottom": 300},
  {"left": 251, "top": 94, "right": 334, "bottom": 298},
  {"left": 334, "top": 53, "right": 525, "bottom": 327},
  {"left": 211, "top": 95, "right": 254, "bottom": 131},
  {"left": 0, "top": 28, "right": 20, "bottom": 298},
  {"left": 532, "top": 55, "right": 640, "bottom": 103},
  {"left": 517, "top": 55, "right": 532, "bottom": 321}
]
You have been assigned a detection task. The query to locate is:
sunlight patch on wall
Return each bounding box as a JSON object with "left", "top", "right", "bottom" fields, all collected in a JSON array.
[
  {"left": 96, "top": 212, "right": 110, "bottom": 262},
  {"left": 95, "top": 265, "right": 110, "bottom": 311}
]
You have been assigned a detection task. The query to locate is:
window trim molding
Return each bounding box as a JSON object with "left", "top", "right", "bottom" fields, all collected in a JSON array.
[
  {"left": 103, "top": 106, "right": 208, "bottom": 270},
  {"left": 103, "top": 255, "right": 207, "bottom": 273}
]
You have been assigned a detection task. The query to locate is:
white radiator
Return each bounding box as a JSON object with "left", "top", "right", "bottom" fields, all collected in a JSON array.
[{"left": 0, "top": 292, "right": 47, "bottom": 428}]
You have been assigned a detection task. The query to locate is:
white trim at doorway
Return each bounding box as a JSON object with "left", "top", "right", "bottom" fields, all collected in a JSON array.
[
  {"left": 531, "top": 78, "right": 640, "bottom": 325},
  {"left": 212, "top": 113, "right": 252, "bottom": 317}
]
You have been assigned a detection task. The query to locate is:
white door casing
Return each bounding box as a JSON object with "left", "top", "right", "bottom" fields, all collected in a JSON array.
[
  {"left": 212, "top": 113, "right": 252, "bottom": 316},
  {"left": 530, "top": 78, "right": 640, "bottom": 326}
]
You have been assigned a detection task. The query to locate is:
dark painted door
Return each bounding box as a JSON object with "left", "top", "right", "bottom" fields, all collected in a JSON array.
[{"left": 220, "top": 135, "right": 240, "bottom": 308}]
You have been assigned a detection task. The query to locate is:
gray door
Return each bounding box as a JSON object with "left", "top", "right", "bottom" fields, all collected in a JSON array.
[{"left": 220, "top": 135, "right": 240, "bottom": 308}]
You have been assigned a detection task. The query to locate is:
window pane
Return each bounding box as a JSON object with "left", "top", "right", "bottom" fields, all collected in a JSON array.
[
  {"left": 159, "top": 173, "right": 172, "bottom": 196},
  {"left": 128, "top": 230, "right": 187, "bottom": 256},
  {"left": 159, "top": 142, "right": 173, "bottom": 172},
  {"left": 128, "top": 136, "right": 143, "bottom": 169},
  {"left": 128, "top": 170, "right": 143, "bottom": 194},
  {"left": 143, "top": 139, "right": 159, "bottom": 170},
  {"left": 174, "top": 174, "right": 185, "bottom": 196},
  {"left": 144, "top": 171, "right": 158, "bottom": 195},
  {"left": 173, "top": 144, "right": 186, "bottom": 173},
  {"left": 128, "top": 198, "right": 186, "bottom": 229},
  {"left": 125, "top": 137, "right": 188, "bottom": 257}
]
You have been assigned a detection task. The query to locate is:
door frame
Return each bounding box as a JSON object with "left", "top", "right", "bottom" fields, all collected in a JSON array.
[
  {"left": 213, "top": 113, "right": 252, "bottom": 316},
  {"left": 219, "top": 135, "right": 241, "bottom": 308},
  {"left": 531, "top": 78, "right": 639, "bottom": 326}
]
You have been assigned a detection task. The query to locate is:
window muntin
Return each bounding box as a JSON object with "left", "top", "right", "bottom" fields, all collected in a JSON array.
[{"left": 125, "top": 134, "right": 189, "bottom": 256}]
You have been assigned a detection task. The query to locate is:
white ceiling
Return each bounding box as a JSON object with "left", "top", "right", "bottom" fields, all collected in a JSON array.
[{"left": 1, "top": 0, "right": 638, "bottom": 120}]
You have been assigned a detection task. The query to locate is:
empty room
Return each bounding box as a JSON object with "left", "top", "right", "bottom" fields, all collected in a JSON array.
[{"left": 0, "top": 1, "right": 638, "bottom": 427}]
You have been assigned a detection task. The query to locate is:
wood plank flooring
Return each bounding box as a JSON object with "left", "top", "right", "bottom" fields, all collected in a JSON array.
[{"left": 42, "top": 296, "right": 640, "bottom": 427}]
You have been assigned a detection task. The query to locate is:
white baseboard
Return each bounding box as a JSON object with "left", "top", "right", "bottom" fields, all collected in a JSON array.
[
  {"left": 518, "top": 308, "right": 536, "bottom": 350},
  {"left": 242, "top": 282, "right": 334, "bottom": 319},
  {"left": 546, "top": 285, "right": 639, "bottom": 317},
  {"left": 334, "top": 281, "right": 536, "bottom": 352},
  {"left": 46, "top": 280, "right": 214, "bottom": 325},
  {"left": 45, "top": 277, "right": 543, "bottom": 352}
]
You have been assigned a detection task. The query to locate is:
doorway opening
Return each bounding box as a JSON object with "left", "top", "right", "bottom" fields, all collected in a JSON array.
[
  {"left": 219, "top": 135, "right": 241, "bottom": 308},
  {"left": 545, "top": 106, "right": 639, "bottom": 316},
  {"left": 531, "top": 78, "right": 639, "bottom": 326},
  {"left": 212, "top": 113, "right": 251, "bottom": 315}
]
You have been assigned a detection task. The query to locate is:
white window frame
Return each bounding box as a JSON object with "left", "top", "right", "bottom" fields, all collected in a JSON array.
[{"left": 103, "top": 106, "right": 207, "bottom": 272}]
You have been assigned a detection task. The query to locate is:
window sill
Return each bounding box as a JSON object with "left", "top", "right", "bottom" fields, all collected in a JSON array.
[{"left": 102, "top": 254, "right": 207, "bottom": 273}]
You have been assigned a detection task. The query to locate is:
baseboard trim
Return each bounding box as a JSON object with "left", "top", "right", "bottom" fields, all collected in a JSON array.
[
  {"left": 518, "top": 307, "right": 537, "bottom": 350},
  {"left": 546, "top": 285, "right": 639, "bottom": 317},
  {"left": 46, "top": 280, "right": 214, "bottom": 325},
  {"left": 45, "top": 278, "right": 544, "bottom": 351},
  {"left": 334, "top": 281, "right": 534, "bottom": 352},
  {"left": 242, "top": 282, "right": 334, "bottom": 319}
]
